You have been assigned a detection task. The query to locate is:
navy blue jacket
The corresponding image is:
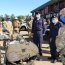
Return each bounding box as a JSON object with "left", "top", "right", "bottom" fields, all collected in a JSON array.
[
  {"left": 32, "top": 18, "right": 45, "bottom": 33},
  {"left": 49, "top": 22, "right": 61, "bottom": 37},
  {"left": 32, "top": 18, "right": 45, "bottom": 44}
]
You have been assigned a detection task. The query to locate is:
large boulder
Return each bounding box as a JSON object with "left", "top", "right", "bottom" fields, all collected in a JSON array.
[{"left": 6, "top": 41, "right": 39, "bottom": 64}]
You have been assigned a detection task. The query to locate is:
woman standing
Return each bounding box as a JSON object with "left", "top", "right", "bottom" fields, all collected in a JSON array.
[{"left": 48, "top": 16, "right": 61, "bottom": 63}]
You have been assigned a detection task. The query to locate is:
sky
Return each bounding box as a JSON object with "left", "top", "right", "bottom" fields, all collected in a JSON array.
[{"left": 0, "top": 0, "right": 50, "bottom": 16}]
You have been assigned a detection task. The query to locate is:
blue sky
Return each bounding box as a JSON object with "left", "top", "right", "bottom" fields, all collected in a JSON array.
[{"left": 0, "top": 0, "right": 49, "bottom": 16}]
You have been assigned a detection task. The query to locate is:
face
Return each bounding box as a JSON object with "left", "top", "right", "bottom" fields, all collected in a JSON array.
[
  {"left": 36, "top": 13, "right": 40, "bottom": 17},
  {"left": 36, "top": 13, "right": 41, "bottom": 20},
  {"left": 52, "top": 17, "right": 59, "bottom": 24},
  {"left": 54, "top": 17, "right": 58, "bottom": 21}
]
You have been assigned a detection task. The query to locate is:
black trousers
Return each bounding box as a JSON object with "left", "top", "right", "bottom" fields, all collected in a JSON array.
[
  {"left": 49, "top": 36, "right": 57, "bottom": 59},
  {"left": 35, "top": 43, "right": 42, "bottom": 56}
]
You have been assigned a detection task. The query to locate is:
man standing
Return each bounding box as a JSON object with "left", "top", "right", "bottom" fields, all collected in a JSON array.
[
  {"left": 32, "top": 11, "right": 45, "bottom": 57},
  {"left": 13, "top": 17, "right": 20, "bottom": 33},
  {"left": 27, "top": 16, "right": 33, "bottom": 38},
  {"left": 3, "top": 17, "right": 13, "bottom": 36}
]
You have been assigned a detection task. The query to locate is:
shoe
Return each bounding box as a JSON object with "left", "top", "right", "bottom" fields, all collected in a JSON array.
[{"left": 51, "top": 59, "right": 57, "bottom": 63}]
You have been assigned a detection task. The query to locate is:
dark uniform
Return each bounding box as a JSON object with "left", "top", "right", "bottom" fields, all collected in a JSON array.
[
  {"left": 49, "top": 22, "right": 61, "bottom": 60},
  {"left": 32, "top": 18, "right": 45, "bottom": 56}
]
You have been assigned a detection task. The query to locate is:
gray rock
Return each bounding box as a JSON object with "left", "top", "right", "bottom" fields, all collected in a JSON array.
[{"left": 6, "top": 40, "right": 39, "bottom": 65}]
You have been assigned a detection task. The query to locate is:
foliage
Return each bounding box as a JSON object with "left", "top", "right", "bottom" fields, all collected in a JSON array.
[
  {"left": 18, "top": 16, "right": 26, "bottom": 21},
  {"left": 0, "top": 15, "right": 4, "bottom": 22},
  {"left": 11, "top": 14, "right": 15, "bottom": 22},
  {"left": 0, "top": 14, "right": 28, "bottom": 22}
]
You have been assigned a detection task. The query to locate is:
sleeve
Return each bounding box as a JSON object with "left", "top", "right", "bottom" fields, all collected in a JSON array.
[
  {"left": 48, "top": 22, "right": 53, "bottom": 29},
  {"left": 57, "top": 23, "right": 61, "bottom": 30},
  {"left": 42, "top": 19, "right": 45, "bottom": 34},
  {"left": 32, "top": 19, "right": 35, "bottom": 33}
]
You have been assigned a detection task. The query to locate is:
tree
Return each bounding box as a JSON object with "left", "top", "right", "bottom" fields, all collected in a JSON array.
[
  {"left": 4, "top": 14, "right": 10, "bottom": 18},
  {"left": 18, "top": 15, "right": 26, "bottom": 21},
  {"left": 0, "top": 15, "right": 4, "bottom": 22},
  {"left": 26, "top": 15, "right": 30, "bottom": 22},
  {"left": 11, "top": 14, "right": 15, "bottom": 22}
]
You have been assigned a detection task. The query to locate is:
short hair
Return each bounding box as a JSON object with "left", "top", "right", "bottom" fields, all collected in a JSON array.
[{"left": 35, "top": 11, "right": 40, "bottom": 15}]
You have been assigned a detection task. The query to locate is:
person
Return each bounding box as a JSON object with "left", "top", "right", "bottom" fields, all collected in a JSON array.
[
  {"left": 13, "top": 17, "right": 20, "bottom": 33},
  {"left": 0, "top": 22, "right": 3, "bottom": 31},
  {"left": 48, "top": 16, "right": 61, "bottom": 63},
  {"left": 56, "top": 8, "right": 65, "bottom": 65},
  {"left": 32, "top": 11, "right": 45, "bottom": 58},
  {"left": 3, "top": 17, "right": 13, "bottom": 36},
  {"left": 27, "top": 16, "right": 33, "bottom": 38}
]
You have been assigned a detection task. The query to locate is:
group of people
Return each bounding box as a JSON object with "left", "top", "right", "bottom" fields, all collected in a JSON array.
[
  {"left": 1, "top": 9, "right": 65, "bottom": 65},
  {"left": 2, "top": 17, "right": 20, "bottom": 37},
  {"left": 31, "top": 11, "right": 65, "bottom": 63}
]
